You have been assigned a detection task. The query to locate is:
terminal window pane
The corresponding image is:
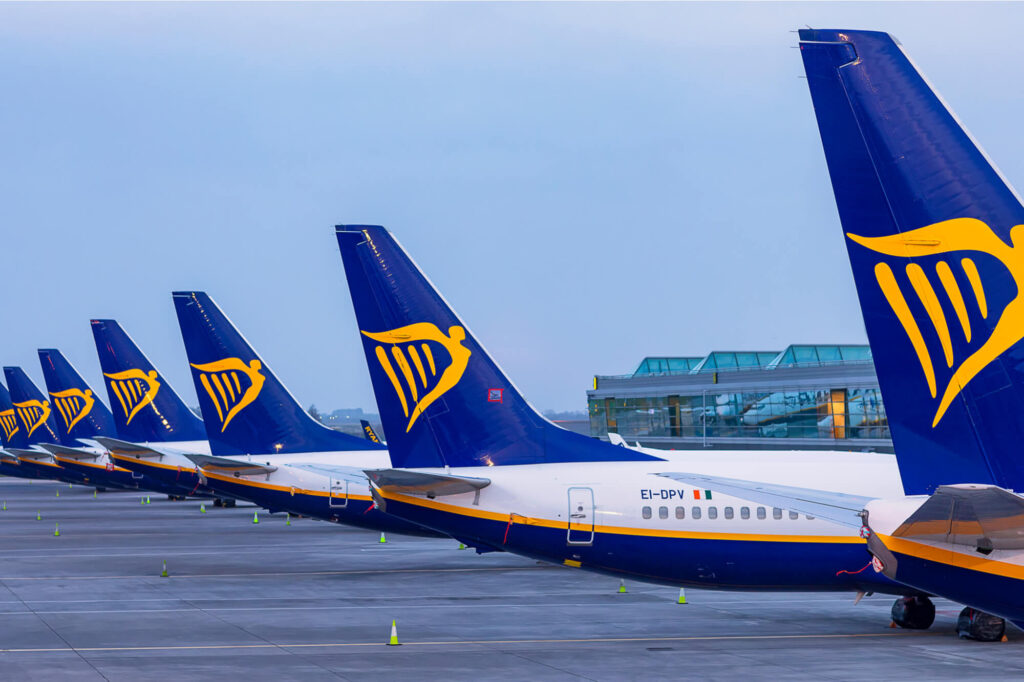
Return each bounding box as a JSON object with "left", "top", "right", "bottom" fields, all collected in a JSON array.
[
  {"left": 773, "top": 507, "right": 783, "bottom": 520},
  {"left": 659, "top": 506, "right": 668, "bottom": 520},
  {"left": 756, "top": 507, "right": 767, "bottom": 520},
  {"left": 675, "top": 506, "right": 685, "bottom": 519},
  {"left": 692, "top": 506, "right": 702, "bottom": 520},
  {"left": 724, "top": 506, "right": 734, "bottom": 520},
  {"left": 642, "top": 506, "right": 652, "bottom": 520},
  {"left": 740, "top": 507, "right": 750, "bottom": 520},
  {"left": 708, "top": 507, "right": 718, "bottom": 520}
]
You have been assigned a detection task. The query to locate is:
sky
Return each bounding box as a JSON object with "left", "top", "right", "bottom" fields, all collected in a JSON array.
[{"left": 2, "top": 2, "right": 1024, "bottom": 414}]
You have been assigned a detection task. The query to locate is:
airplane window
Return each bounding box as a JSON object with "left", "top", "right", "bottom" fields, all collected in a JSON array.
[
  {"left": 757, "top": 507, "right": 767, "bottom": 520},
  {"left": 789, "top": 510, "right": 799, "bottom": 520},
  {"left": 675, "top": 506, "right": 685, "bottom": 520},
  {"left": 659, "top": 506, "right": 668, "bottom": 520},
  {"left": 773, "top": 508, "right": 783, "bottom": 520},
  {"left": 740, "top": 507, "right": 750, "bottom": 520},
  {"left": 724, "top": 506, "right": 734, "bottom": 519},
  {"left": 692, "top": 506, "right": 702, "bottom": 520},
  {"left": 708, "top": 506, "right": 718, "bottom": 520},
  {"left": 642, "top": 506, "right": 652, "bottom": 520},
  {"left": 806, "top": 515, "right": 816, "bottom": 520}
]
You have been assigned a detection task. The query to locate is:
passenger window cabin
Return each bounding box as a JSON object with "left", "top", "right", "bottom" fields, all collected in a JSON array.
[
  {"left": 757, "top": 507, "right": 767, "bottom": 520},
  {"left": 724, "top": 507, "right": 734, "bottom": 520},
  {"left": 659, "top": 506, "right": 668, "bottom": 520},
  {"left": 692, "top": 506, "right": 702, "bottom": 520},
  {"left": 642, "top": 506, "right": 652, "bottom": 519},
  {"left": 675, "top": 506, "right": 685, "bottom": 520},
  {"left": 740, "top": 507, "right": 750, "bottom": 520},
  {"left": 708, "top": 507, "right": 718, "bottom": 520}
]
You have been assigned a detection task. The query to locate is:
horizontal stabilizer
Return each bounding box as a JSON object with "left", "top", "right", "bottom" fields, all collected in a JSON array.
[
  {"left": 186, "top": 454, "right": 277, "bottom": 476},
  {"left": 6, "top": 448, "right": 54, "bottom": 462},
  {"left": 365, "top": 469, "right": 490, "bottom": 498},
  {"left": 891, "top": 484, "right": 1024, "bottom": 550},
  {"left": 93, "top": 436, "right": 183, "bottom": 460},
  {"left": 656, "top": 472, "right": 872, "bottom": 528},
  {"left": 289, "top": 463, "right": 371, "bottom": 485},
  {"left": 0, "top": 451, "right": 21, "bottom": 463},
  {"left": 36, "top": 443, "right": 101, "bottom": 461}
]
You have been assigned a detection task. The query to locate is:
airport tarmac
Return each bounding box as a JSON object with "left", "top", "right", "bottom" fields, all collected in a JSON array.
[{"left": 0, "top": 478, "right": 1018, "bottom": 681}]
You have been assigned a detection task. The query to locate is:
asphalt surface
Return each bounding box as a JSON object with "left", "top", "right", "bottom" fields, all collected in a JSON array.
[{"left": 0, "top": 478, "right": 1019, "bottom": 681}]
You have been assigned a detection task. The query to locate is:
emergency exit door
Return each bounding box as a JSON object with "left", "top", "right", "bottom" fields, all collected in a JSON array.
[
  {"left": 328, "top": 478, "right": 348, "bottom": 508},
  {"left": 567, "top": 487, "right": 594, "bottom": 545}
]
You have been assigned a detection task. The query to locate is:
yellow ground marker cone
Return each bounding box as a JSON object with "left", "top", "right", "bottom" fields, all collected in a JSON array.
[
  {"left": 379, "top": 532, "right": 387, "bottom": 544},
  {"left": 36, "top": 512, "right": 41, "bottom": 520},
  {"left": 161, "top": 560, "right": 169, "bottom": 578},
  {"left": 146, "top": 496, "right": 151, "bottom": 504},
  {"left": 200, "top": 504, "right": 206, "bottom": 513},
  {"left": 2, "top": 501, "right": 6, "bottom": 511},
  {"left": 285, "top": 513, "right": 291, "bottom": 526},
  {"left": 618, "top": 580, "right": 626, "bottom": 594},
  {"left": 387, "top": 619, "right": 400, "bottom": 646},
  {"left": 68, "top": 483, "right": 72, "bottom": 489},
  {"left": 253, "top": 511, "right": 259, "bottom": 524},
  {"left": 458, "top": 543, "right": 466, "bottom": 550},
  {"left": 140, "top": 497, "right": 145, "bottom": 505},
  {"left": 53, "top": 523, "right": 60, "bottom": 537},
  {"left": 55, "top": 490, "right": 59, "bottom": 498},
  {"left": 677, "top": 588, "right": 687, "bottom": 604},
  {"left": 93, "top": 490, "right": 97, "bottom": 499}
]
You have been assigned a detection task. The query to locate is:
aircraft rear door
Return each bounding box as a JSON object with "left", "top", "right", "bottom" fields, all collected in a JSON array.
[
  {"left": 328, "top": 477, "right": 348, "bottom": 508},
  {"left": 567, "top": 487, "right": 594, "bottom": 545}
]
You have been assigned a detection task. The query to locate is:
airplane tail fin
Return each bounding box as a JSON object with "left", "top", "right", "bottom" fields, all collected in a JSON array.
[
  {"left": 800, "top": 29, "right": 1024, "bottom": 493},
  {"left": 360, "top": 419, "right": 384, "bottom": 444},
  {"left": 90, "top": 319, "right": 207, "bottom": 442},
  {"left": 3, "top": 366, "right": 63, "bottom": 446},
  {"left": 171, "top": 291, "right": 377, "bottom": 455},
  {"left": 37, "top": 349, "right": 117, "bottom": 442},
  {"left": 0, "top": 381, "right": 26, "bottom": 449},
  {"left": 334, "top": 225, "right": 658, "bottom": 468}
]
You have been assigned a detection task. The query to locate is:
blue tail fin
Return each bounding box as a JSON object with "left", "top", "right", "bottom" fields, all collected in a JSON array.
[
  {"left": 0, "top": 381, "right": 26, "bottom": 449},
  {"left": 335, "top": 225, "right": 658, "bottom": 468},
  {"left": 360, "top": 419, "right": 383, "bottom": 444},
  {"left": 3, "top": 367, "right": 63, "bottom": 446},
  {"left": 38, "top": 349, "right": 117, "bottom": 443},
  {"left": 172, "top": 291, "right": 377, "bottom": 456},
  {"left": 800, "top": 29, "right": 1024, "bottom": 494},
  {"left": 90, "top": 319, "right": 207, "bottom": 442}
]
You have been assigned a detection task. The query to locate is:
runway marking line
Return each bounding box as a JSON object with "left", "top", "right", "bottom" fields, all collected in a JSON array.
[{"left": 0, "top": 631, "right": 932, "bottom": 654}]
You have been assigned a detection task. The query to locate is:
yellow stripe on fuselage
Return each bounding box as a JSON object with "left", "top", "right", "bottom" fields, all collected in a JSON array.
[
  {"left": 108, "top": 453, "right": 197, "bottom": 474},
  {"left": 53, "top": 456, "right": 132, "bottom": 473},
  {"left": 879, "top": 533, "right": 1024, "bottom": 581},
  {"left": 200, "top": 469, "right": 373, "bottom": 501},
  {"left": 376, "top": 489, "right": 865, "bottom": 544}
]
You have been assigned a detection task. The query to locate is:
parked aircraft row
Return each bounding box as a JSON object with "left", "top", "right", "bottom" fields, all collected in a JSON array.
[{"left": 1, "top": 29, "right": 1020, "bottom": 643}]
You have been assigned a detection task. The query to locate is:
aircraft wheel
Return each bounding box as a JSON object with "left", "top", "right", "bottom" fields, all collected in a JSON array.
[
  {"left": 222, "top": 498, "right": 236, "bottom": 508},
  {"left": 956, "top": 607, "right": 1005, "bottom": 641},
  {"left": 891, "top": 596, "right": 935, "bottom": 630}
]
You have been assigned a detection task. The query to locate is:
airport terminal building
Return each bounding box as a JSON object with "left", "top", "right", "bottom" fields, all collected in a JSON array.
[{"left": 587, "top": 344, "right": 891, "bottom": 452}]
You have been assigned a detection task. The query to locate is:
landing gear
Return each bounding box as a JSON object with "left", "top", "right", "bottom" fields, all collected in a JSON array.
[
  {"left": 891, "top": 596, "right": 935, "bottom": 630},
  {"left": 956, "top": 607, "right": 1006, "bottom": 641}
]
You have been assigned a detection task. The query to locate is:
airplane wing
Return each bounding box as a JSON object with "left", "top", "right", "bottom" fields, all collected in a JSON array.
[
  {"left": 185, "top": 454, "right": 277, "bottom": 476},
  {"left": 287, "top": 463, "right": 369, "bottom": 485},
  {"left": 890, "top": 484, "right": 1024, "bottom": 551},
  {"left": 5, "top": 448, "right": 54, "bottom": 461},
  {"left": 35, "top": 444, "right": 100, "bottom": 458},
  {"left": 655, "top": 472, "right": 872, "bottom": 528},
  {"left": 365, "top": 469, "right": 490, "bottom": 498}
]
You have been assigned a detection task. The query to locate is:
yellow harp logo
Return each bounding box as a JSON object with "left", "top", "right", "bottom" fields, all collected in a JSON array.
[
  {"left": 362, "top": 323, "right": 471, "bottom": 433},
  {"left": 104, "top": 369, "right": 161, "bottom": 425},
  {"left": 0, "top": 409, "right": 19, "bottom": 442},
  {"left": 848, "top": 217, "right": 1024, "bottom": 427},
  {"left": 49, "top": 388, "right": 95, "bottom": 434},
  {"left": 13, "top": 400, "right": 51, "bottom": 439},
  {"left": 189, "top": 358, "right": 265, "bottom": 432}
]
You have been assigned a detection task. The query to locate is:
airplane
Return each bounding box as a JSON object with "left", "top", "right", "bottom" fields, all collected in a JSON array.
[
  {"left": 360, "top": 419, "right": 384, "bottom": 445},
  {"left": 87, "top": 319, "right": 218, "bottom": 500},
  {"left": 167, "top": 290, "right": 441, "bottom": 536},
  {"left": 795, "top": 28, "right": 1024, "bottom": 637},
  {"left": 3, "top": 366, "right": 92, "bottom": 484},
  {"left": 0, "top": 381, "right": 46, "bottom": 479},
  {"left": 36, "top": 347, "right": 194, "bottom": 497},
  {"left": 332, "top": 224, "right": 919, "bottom": 615}
]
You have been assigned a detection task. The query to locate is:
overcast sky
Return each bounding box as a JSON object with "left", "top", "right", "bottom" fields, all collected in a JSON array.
[{"left": 2, "top": 2, "right": 1023, "bottom": 413}]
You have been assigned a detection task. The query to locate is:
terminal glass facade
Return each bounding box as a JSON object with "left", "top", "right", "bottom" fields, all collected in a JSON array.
[{"left": 589, "top": 344, "right": 889, "bottom": 446}]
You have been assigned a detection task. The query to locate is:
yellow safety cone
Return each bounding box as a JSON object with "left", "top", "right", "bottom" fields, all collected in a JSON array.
[
  {"left": 618, "top": 580, "right": 627, "bottom": 594},
  {"left": 677, "top": 588, "right": 687, "bottom": 604},
  {"left": 68, "top": 483, "right": 72, "bottom": 489},
  {"left": 285, "top": 513, "right": 291, "bottom": 526},
  {"left": 200, "top": 504, "right": 206, "bottom": 514},
  {"left": 161, "top": 560, "right": 169, "bottom": 578},
  {"left": 146, "top": 496, "right": 151, "bottom": 504},
  {"left": 458, "top": 543, "right": 466, "bottom": 550},
  {"left": 379, "top": 532, "right": 387, "bottom": 544},
  {"left": 140, "top": 497, "right": 145, "bottom": 505},
  {"left": 93, "top": 490, "right": 97, "bottom": 499},
  {"left": 55, "top": 490, "right": 59, "bottom": 498},
  {"left": 2, "top": 501, "right": 6, "bottom": 511},
  {"left": 387, "top": 619, "right": 401, "bottom": 646},
  {"left": 36, "top": 512, "right": 41, "bottom": 520},
  {"left": 253, "top": 511, "right": 259, "bottom": 524},
  {"left": 54, "top": 523, "right": 60, "bottom": 537}
]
